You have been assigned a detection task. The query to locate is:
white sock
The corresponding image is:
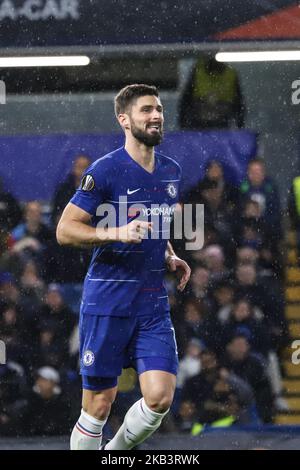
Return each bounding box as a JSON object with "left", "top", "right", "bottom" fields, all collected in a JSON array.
[
  {"left": 70, "top": 409, "right": 107, "bottom": 450},
  {"left": 105, "top": 398, "right": 169, "bottom": 450}
]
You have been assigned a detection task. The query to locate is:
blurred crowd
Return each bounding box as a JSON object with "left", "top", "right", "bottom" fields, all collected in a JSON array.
[{"left": 0, "top": 154, "right": 290, "bottom": 438}]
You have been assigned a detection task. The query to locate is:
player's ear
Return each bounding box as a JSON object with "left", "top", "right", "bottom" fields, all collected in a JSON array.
[{"left": 118, "top": 113, "right": 130, "bottom": 130}]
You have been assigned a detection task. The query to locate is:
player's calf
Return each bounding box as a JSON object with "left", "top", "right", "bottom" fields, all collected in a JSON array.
[
  {"left": 71, "top": 387, "right": 117, "bottom": 450},
  {"left": 70, "top": 409, "right": 107, "bottom": 450},
  {"left": 83, "top": 391, "right": 113, "bottom": 420},
  {"left": 105, "top": 398, "right": 170, "bottom": 450}
]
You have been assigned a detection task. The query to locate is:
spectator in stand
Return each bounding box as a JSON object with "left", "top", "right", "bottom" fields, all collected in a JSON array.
[
  {"left": 206, "top": 160, "right": 239, "bottom": 212},
  {"left": 0, "top": 271, "right": 20, "bottom": 306},
  {"left": 0, "top": 361, "right": 28, "bottom": 436},
  {"left": 197, "top": 178, "right": 236, "bottom": 260},
  {"left": 236, "top": 198, "right": 283, "bottom": 278},
  {"left": 181, "top": 349, "right": 219, "bottom": 411},
  {"left": 176, "top": 338, "right": 203, "bottom": 390},
  {"left": 236, "top": 244, "right": 283, "bottom": 312},
  {"left": 176, "top": 400, "right": 198, "bottom": 433},
  {"left": 51, "top": 155, "right": 91, "bottom": 226},
  {"left": 179, "top": 56, "right": 244, "bottom": 130},
  {"left": 20, "top": 366, "right": 71, "bottom": 436},
  {"left": 11, "top": 201, "right": 52, "bottom": 249},
  {"left": 10, "top": 201, "right": 54, "bottom": 280},
  {"left": 235, "top": 263, "right": 288, "bottom": 350},
  {"left": 187, "top": 224, "right": 224, "bottom": 272},
  {"left": 238, "top": 221, "right": 264, "bottom": 252},
  {"left": 19, "top": 259, "right": 45, "bottom": 302},
  {"left": 38, "top": 284, "right": 77, "bottom": 367},
  {"left": 236, "top": 246, "right": 259, "bottom": 267},
  {"left": 0, "top": 271, "right": 41, "bottom": 360},
  {"left": 193, "top": 374, "right": 252, "bottom": 427},
  {"left": 218, "top": 298, "right": 271, "bottom": 357},
  {"left": 203, "top": 280, "right": 236, "bottom": 353},
  {"left": 185, "top": 160, "right": 238, "bottom": 211},
  {"left": 216, "top": 288, "right": 261, "bottom": 327},
  {"left": 0, "top": 176, "right": 22, "bottom": 232},
  {"left": 0, "top": 176, "right": 22, "bottom": 267},
  {"left": 201, "top": 244, "right": 231, "bottom": 284},
  {"left": 175, "top": 298, "right": 207, "bottom": 355},
  {"left": 182, "top": 349, "right": 253, "bottom": 426},
  {"left": 208, "top": 279, "right": 235, "bottom": 316},
  {"left": 184, "top": 266, "right": 211, "bottom": 307},
  {"left": 238, "top": 159, "right": 282, "bottom": 248},
  {"left": 221, "top": 335, "right": 273, "bottom": 423},
  {"left": 33, "top": 323, "right": 67, "bottom": 371},
  {"left": 237, "top": 200, "right": 268, "bottom": 245},
  {"left": 0, "top": 228, "right": 13, "bottom": 260}
]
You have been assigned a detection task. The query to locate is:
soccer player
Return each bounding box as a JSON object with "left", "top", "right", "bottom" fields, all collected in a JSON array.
[{"left": 56, "top": 84, "right": 191, "bottom": 450}]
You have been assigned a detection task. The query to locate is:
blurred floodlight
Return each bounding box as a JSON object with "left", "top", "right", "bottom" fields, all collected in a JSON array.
[
  {"left": 216, "top": 51, "right": 300, "bottom": 62},
  {"left": 0, "top": 56, "right": 90, "bottom": 67}
]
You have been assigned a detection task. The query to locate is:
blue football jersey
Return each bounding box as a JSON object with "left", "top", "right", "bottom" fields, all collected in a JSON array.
[{"left": 70, "top": 146, "right": 182, "bottom": 316}]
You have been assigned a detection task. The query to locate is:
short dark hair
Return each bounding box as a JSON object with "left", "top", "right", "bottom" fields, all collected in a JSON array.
[
  {"left": 114, "top": 84, "right": 159, "bottom": 117},
  {"left": 248, "top": 157, "right": 265, "bottom": 167}
]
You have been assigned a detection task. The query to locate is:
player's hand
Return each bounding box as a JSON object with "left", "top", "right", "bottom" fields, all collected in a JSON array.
[
  {"left": 117, "top": 220, "right": 153, "bottom": 244},
  {"left": 166, "top": 255, "right": 191, "bottom": 291}
]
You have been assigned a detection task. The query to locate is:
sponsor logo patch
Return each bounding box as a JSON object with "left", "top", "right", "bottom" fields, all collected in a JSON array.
[
  {"left": 166, "top": 183, "right": 177, "bottom": 198},
  {"left": 83, "top": 350, "right": 95, "bottom": 366},
  {"left": 81, "top": 175, "right": 95, "bottom": 191}
]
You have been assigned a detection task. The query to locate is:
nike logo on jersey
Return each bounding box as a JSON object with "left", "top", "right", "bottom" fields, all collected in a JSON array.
[{"left": 127, "top": 188, "right": 141, "bottom": 195}]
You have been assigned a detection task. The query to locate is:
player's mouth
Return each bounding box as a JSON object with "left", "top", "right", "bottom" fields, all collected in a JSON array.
[{"left": 147, "top": 123, "right": 161, "bottom": 132}]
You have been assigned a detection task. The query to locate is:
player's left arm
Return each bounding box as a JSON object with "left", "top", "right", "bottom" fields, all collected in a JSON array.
[{"left": 165, "top": 241, "right": 191, "bottom": 292}]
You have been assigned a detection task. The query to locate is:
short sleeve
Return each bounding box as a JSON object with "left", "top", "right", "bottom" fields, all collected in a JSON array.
[{"left": 70, "top": 162, "right": 110, "bottom": 216}]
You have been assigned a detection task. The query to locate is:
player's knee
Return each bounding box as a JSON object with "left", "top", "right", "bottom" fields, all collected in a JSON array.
[
  {"left": 144, "top": 389, "right": 174, "bottom": 413},
  {"left": 84, "top": 393, "right": 114, "bottom": 420}
]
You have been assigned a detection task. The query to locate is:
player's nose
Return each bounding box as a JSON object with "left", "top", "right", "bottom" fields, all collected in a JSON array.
[{"left": 151, "top": 109, "right": 163, "bottom": 121}]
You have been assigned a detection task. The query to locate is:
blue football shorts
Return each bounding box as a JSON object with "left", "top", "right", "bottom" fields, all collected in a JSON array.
[{"left": 80, "top": 298, "right": 178, "bottom": 391}]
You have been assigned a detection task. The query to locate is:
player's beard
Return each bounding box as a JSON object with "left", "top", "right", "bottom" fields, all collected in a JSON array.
[{"left": 130, "top": 120, "right": 163, "bottom": 147}]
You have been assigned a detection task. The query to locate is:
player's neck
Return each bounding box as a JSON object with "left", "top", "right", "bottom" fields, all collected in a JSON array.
[{"left": 125, "top": 141, "right": 155, "bottom": 173}]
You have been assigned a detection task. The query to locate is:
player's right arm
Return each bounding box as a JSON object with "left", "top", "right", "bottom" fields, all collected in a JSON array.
[{"left": 56, "top": 202, "right": 152, "bottom": 247}]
